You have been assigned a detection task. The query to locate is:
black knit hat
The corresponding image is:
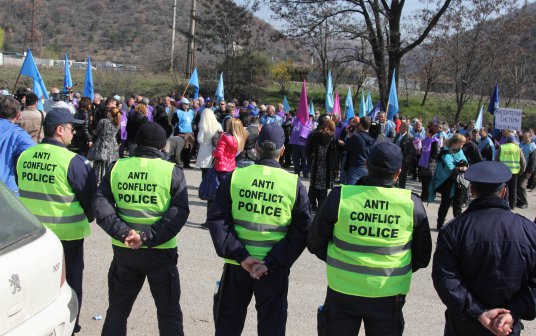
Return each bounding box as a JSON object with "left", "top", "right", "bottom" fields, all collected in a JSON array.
[{"left": 135, "top": 122, "right": 167, "bottom": 149}]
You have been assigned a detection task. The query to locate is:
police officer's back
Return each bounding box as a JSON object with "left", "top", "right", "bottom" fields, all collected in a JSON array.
[
  {"left": 433, "top": 161, "right": 536, "bottom": 336},
  {"left": 207, "top": 124, "right": 311, "bottom": 336},
  {"left": 93, "top": 122, "right": 190, "bottom": 336},
  {"left": 308, "top": 141, "right": 432, "bottom": 336}
]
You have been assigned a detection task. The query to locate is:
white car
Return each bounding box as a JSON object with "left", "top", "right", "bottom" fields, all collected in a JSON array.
[{"left": 0, "top": 183, "right": 77, "bottom": 336}]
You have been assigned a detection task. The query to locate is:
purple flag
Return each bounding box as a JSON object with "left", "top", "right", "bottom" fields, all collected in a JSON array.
[
  {"left": 368, "top": 101, "right": 382, "bottom": 121},
  {"left": 332, "top": 91, "right": 341, "bottom": 116},
  {"left": 296, "top": 80, "right": 309, "bottom": 126}
]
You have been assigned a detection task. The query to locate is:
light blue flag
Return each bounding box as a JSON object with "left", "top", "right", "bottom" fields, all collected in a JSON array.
[
  {"left": 475, "top": 105, "right": 484, "bottom": 130},
  {"left": 64, "top": 53, "right": 72, "bottom": 90},
  {"left": 283, "top": 96, "right": 291, "bottom": 113},
  {"left": 83, "top": 56, "right": 94, "bottom": 100},
  {"left": 359, "top": 90, "right": 366, "bottom": 118},
  {"left": 346, "top": 87, "right": 355, "bottom": 121},
  {"left": 309, "top": 99, "right": 314, "bottom": 116},
  {"left": 387, "top": 70, "right": 399, "bottom": 121},
  {"left": 325, "top": 71, "right": 334, "bottom": 113},
  {"left": 188, "top": 67, "right": 199, "bottom": 99},
  {"left": 20, "top": 49, "right": 48, "bottom": 109},
  {"left": 215, "top": 72, "right": 224, "bottom": 102},
  {"left": 366, "top": 90, "right": 373, "bottom": 114}
]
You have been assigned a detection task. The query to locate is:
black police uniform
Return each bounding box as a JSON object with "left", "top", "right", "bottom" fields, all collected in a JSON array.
[
  {"left": 206, "top": 158, "right": 311, "bottom": 336},
  {"left": 308, "top": 176, "right": 432, "bottom": 336},
  {"left": 432, "top": 161, "right": 536, "bottom": 336},
  {"left": 93, "top": 145, "right": 190, "bottom": 336}
]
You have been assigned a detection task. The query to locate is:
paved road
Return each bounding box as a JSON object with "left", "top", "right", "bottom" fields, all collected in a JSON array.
[{"left": 80, "top": 167, "right": 536, "bottom": 335}]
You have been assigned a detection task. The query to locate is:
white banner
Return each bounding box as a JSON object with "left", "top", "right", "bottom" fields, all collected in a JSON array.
[{"left": 494, "top": 108, "right": 522, "bottom": 131}]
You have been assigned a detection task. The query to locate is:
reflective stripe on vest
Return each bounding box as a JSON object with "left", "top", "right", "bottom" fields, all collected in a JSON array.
[
  {"left": 327, "top": 185, "right": 414, "bottom": 298},
  {"left": 500, "top": 143, "right": 521, "bottom": 174},
  {"left": 225, "top": 165, "right": 298, "bottom": 265},
  {"left": 16, "top": 144, "right": 90, "bottom": 240},
  {"left": 110, "top": 157, "right": 176, "bottom": 249}
]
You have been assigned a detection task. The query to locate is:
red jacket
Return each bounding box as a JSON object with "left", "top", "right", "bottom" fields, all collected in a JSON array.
[{"left": 212, "top": 133, "right": 237, "bottom": 172}]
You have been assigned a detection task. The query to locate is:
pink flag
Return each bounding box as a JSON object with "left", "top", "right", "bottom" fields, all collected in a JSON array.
[
  {"left": 332, "top": 91, "right": 341, "bottom": 116},
  {"left": 296, "top": 80, "right": 309, "bottom": 126}
]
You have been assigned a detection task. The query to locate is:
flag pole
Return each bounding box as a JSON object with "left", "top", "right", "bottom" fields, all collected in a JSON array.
[
  {"left": 11, "top": 72, "right": 23, "bottom": 96},
  {"left": 181, "top": 83, "right": 190, "bottom": 97}
]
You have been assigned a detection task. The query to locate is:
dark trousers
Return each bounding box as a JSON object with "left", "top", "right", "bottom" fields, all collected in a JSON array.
[
  {"left": 308, "top": 187, "right": 327, "bottom": 210},
  {"left": 437, "top": 179, "right": 464, "bottom": 228},
  {"left": 180, "top": 147, "right": 191, "bottom": 168},
  {"left": 420, "top": 175, "right": 432, "bottom": 201},
  {"left": 214, "top": 264, "right": 289, "bottom": 336},
  {"left": 61, "top": 239, "right": 85, "bottom": 333},
  {"left": 318, "top": 287, "right": 405, "bottom": 336},
  {"left": 398, "top": 164, "right": 408, "bottom": 189},
  {"left": 280, "top": 143, "right": 292, "bottom": 166},
  {"left": 517, "top": 173, "right": 528, "bottom": 206},
  {"left": 102, "top": 247, "right": 183, "bottom": 336},
  {"left": 411, "top": 155, "right": 420, "bottom": 179},
  {"left": 506, "top": 174, "right": 518, "bottom": 210},
  {"left": 444, "top": 309, "right": 522, "bottom": 336},
  {"left": 118, "top": 140, "right": 127, "bottom": 158},
  {"left": 291, "top": 145, "right": 309, "bottom": 177}
]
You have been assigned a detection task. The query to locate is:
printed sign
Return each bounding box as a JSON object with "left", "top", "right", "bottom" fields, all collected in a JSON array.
[{"left": 495, "top": 108, "right": 522, "bottom": 131}]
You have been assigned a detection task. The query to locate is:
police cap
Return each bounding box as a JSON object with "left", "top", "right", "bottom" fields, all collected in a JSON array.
[
  {"left": 44, "top": 108, "right": 84, "bottom": 128},
  {"left": 464, "top": 161, "right": 512, "bottom": 184},
  {"left": 367, "top": 142, "right": 402, "bottom": 174},
  {"left": 257, "top": 124, "right": 285, "bottom": 149}
]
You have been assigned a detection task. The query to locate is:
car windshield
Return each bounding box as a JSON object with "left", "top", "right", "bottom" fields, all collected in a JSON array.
[{"left": 0, "top": 183, "right": 45, "bottom": 252}]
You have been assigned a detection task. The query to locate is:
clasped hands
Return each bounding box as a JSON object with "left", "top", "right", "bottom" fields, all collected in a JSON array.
[
  {"left": 240, "top": 257, "right": 268, "bottom": 280},
  {"left": 124, "top": 229, "right": 142, "bottom": 249},
  {"left": 478, "top": 309, "right": 514, "bottom": 336}
]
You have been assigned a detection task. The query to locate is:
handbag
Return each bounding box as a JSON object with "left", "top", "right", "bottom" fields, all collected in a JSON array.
[
  {"left": 86, "top": 145, "right": 98, "bottom": 161},
  {"left": 199, "top": 161, "right": 220, "bottom": 201}
]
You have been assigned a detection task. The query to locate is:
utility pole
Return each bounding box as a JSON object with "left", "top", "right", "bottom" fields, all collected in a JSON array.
[
  {"left": 170, "top": 0, "right": 177, "bottom": 72},
  {"left": 185, "top": 0, "right": 196, "bottom": 78}
]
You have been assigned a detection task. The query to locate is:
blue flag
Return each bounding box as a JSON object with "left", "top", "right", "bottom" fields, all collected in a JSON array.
[
  {"left": 215, "top": 72, "right": 224, "bottom": 102},
  {"left": 64, "top": 52, "right": 72, "bottom": 90},
  {"left": 359, "top": 90, "right": 366, "bottom": 118},
  {"left": 346, "top": 87, "right": 355, "bottom": 121},
  {"left": 387, "top": 70, "right": 399, "bottom": 121},
  {"left": 283, "top": 96, "right": 291, "bottom": 113},
  {"left": 20, "top": 49, "right": 48, "bottom": 110},
  {"left": 487, "top": 84, "right": 499, "bottom": 115},
  {"left": 368, "top": 101, "right": 382, "bottom": 121},
  {"left": 83, "top": 56, "right": 94, "bottom": 100},
  {"left": 366, "top": 90, "right": 373, "bottom": 114},
  {"left": 309, "top": 99, "right": 314, "bottom": 116},
  {"left": 325, "top": 71, "right": 334, "bottom": 113},
  {"left": 188, "top": 67, "right": 199, "bottom": 99}
]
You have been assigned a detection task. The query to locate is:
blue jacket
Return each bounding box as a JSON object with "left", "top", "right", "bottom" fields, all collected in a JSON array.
[
  {"left": 428, "top": 147, "right": 467, "bottom": 203},
  {"left": 0, "top": 118, "right": 35, "bottom": 194},
  {"left": 260, "top": 114, "right": 283, "bottom": 126},
  {"left": 432, "top": 196, "right": 536, "bottom": 326}
]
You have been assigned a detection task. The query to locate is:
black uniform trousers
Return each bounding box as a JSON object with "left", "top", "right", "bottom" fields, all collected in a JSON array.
[
  {"left": 444, "top": 309, "right": 522, "bottom": 336},
  {"left": 517, "top": 173, "right": 528, "bottom": 206},
  {"left": 506, "top": 174, "right": 518, "bottom": 210},
  {"left": 318, "top": 287, "right": 405, "bottom": 336},
  {"left": 61, "top": 239, "right": 85, "bottom": 333},
  {"left": 214, "top": 264, "right": 289, "bottom": 336},
  {"left": 102, "top": 246, "right": 183, "bottom": 336}
]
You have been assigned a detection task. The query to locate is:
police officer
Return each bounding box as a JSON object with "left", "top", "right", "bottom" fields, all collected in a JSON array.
[
  {"left": 432, "top": 161, "right": 536, "bottom": 336},
  {"left": 207, "top": 124, "right": 311, "bottom": 336},
  {"left": 496, "top": 133, "right": 525, "bottom": 210},
  {"left": 93, "top": 122, "right": 190, "bottom": 336},
  {"left": 16, "top": 107, "right": 97, "bottom": 334},
  {"left": 308, "top": 141, "right": 432, "bottom": 336}
]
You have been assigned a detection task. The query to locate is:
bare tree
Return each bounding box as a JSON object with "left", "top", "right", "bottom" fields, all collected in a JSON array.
[{"left": 267, "top": 0, "right": 453, "bottom": 109}]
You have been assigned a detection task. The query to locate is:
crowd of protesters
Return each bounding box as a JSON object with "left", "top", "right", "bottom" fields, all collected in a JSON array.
[{"left": 2, "top": 87, "right": 536, "bottom": 229}]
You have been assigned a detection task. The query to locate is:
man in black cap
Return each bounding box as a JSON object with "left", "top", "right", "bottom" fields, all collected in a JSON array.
[
  {"left": 432, "top": 161, "right": 536, "bottom": 336},
  {"left": 309, "top": 141, "right": 432, "bottom": 336},
  {"left": 207, "top": 124, "right": 312, "bottom": 336},
  {"left": 16, "top": 107, "right": 97, "bottom": 334},
  {"left": 93, "top": 122, "right": 190, "bottom": 336}
]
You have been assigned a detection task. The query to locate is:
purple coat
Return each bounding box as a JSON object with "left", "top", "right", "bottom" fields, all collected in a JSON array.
[
  {"left": 289, "top": 118, "right": 313, "bottom": 146},
  {"left": 120, "top": 109, "right": 128, "bottom": 140}
]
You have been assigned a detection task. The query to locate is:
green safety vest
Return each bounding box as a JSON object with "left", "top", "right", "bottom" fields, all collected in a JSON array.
[
  {"left": 500, "top": 143, "right": 521, "bottom": 174},
  {"left": 110, "top": 157, "right": 176, "bottom": 249},
  {"left": 17, "top": 144, "right": 90, "bottom": 240},
  {"left": 327, "top": 185, "right": 414, "bottom": 298},
  {"left": 227, "top": 164, "right": 298, "bottom": 265}
]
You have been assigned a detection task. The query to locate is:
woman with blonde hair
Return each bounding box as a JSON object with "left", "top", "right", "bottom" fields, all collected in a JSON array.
[
  {"left": 196, "top": 108, "right": 222, "bottom": 178},
  {"left": 428, "top": 133, "right": 468, "bottom": 229},
  {"left": 90, "top": 107, "right": 121, "bottom": 182}
]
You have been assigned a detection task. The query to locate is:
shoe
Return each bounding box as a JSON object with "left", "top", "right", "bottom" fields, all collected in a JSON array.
[
  {"left": 200, "top": 222, "right": 210, "bottom": 230},
  {"left": 518, "top": 204, "right": 528, "bottom": 209}
]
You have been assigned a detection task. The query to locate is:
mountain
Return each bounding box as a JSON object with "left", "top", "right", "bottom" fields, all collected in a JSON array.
[{"left": 0, "top": 0, "right": 292, "bottom": 69}]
